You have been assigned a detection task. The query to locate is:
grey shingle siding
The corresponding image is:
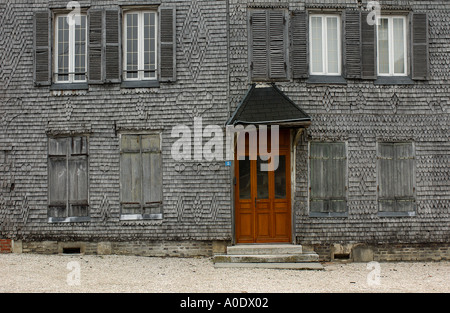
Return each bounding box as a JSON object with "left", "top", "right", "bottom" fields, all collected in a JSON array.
[{"left": 0, "top": 0, "right": 449, "bottom": 246}]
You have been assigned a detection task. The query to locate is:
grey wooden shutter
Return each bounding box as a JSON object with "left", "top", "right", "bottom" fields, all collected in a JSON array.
[
  {"left": 361, "top": 12, "right": 377, "bottom": 79},
  {"left": 291, "top": 11, "right": 308, "bottom": 79},
  {"left": 411, "top": 13, "right": 429, "bottom": 80},
  {"left": 344, "top": 10, "right": 361, "bottom": 79},
  {"left": 378, "top": 143, "right": 415, "bottom": 213},
  {"left": 268, "top": 10, "right": 287, "bottom": 79},
  {"left": 34, "top": 11, "right": 51, "bottom": 86},
  {"left": 310, "top": 142, "right": 347, "bottom": 215},
  {"left": 142, "top": 135, "right": 162, "bottom": 215},
  {"left": 250, "top": 10, "right": 269, "bottom": 81},
  {"left": 105, "top": 9, "right": 120, "bottom": 82},
  {"left": 88, "top": 9, "right": 103, "bottom": 83},
  {"left": 159, "top": 5, "right": 177, "bottom": 82},
  {"left": 394, "top": 143, "right": 415, "bottom": 212}
]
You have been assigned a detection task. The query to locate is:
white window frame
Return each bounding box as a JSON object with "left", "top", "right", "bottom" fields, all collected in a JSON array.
[
  {"left": 123, "top": 10, "right": 158, "bottom": 81},
  {"left": 376, "top": 15, "right": 408, "bottom": 77},
  {"left": 309, "top": 14, "right": 342, "bottom": 76},
  {"left": 54, "top": 14, "right": 87, "bottom": 83}
]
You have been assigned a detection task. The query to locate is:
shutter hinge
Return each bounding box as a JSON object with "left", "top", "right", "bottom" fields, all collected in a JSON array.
[{"left": 233, "top": 177, "right": 237, "bottom": 185}]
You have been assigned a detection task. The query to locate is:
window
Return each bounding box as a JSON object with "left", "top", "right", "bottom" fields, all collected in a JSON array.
[
  {"left": 123, "top": 11, "right": 157, "bottom": 81},
  {"left": 309, "top": 142, "right": 347, "bottom": 217},
  {"left": 377, "top": 16, "right": 407, "bottom": 76},
  {"left": 120, "top": 134, "right": 162, "bottom": 220},
  {"left": 377, "top": 143, "right": 416, "bottom": 216},
  {"left": 309, "top": 14, "right": 341, "bottom": 76},
  {"left": 48, "top": 136, "right": 89, "bottom": 222},
  {"left": 54, "top": 14, "right": 87, "bottom": 83}
]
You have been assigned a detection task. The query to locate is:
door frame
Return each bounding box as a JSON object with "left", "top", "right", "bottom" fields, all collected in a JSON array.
[{"left": 232, "top": 128, "right": 294, "bottom": 244}]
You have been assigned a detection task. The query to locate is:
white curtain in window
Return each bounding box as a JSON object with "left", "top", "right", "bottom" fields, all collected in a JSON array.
[
  {"left": 393, "top": 18, "right": 405, "bottom": 74},
  {"left": 311, "top": 16, "right": 323, "bottom": 73},
  {"left": 378, "top": 18, "right": 390, "bottom": 74},
  {"left": 326, "top": 17, "right": 339, "bottom": 74}
]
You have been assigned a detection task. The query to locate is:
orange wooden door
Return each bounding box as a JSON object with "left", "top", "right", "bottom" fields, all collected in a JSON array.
[{"left": 235, "top": 129, "right": 291, "bottom": 243}]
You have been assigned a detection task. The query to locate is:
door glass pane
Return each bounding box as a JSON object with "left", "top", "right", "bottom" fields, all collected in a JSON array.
[
  {"left": 378, "top": 18, "right": 390, "bottom": 74},
  {"left": 238, "top": 158, "right": 251, "bottom": 199},
  {"left": 310, "top": 16, "right": 323, "bottom": 73},
  {"left": 256, "top": 158, "right": 269, "bottom": 199},
  {"left": 274, "top": 155, "right": 286, "bottom": 199},
  {"left": 393, "top": 18, "right": 405, "bottom": 74},
  {"left": 326, "top": 17, "right": 339, "bottom": 74}
]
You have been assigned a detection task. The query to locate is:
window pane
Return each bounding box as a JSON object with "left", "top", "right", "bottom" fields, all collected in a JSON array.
[
  {"left": 126, "top": 13, "right": 138, "bottom": 79},
  {"left": 393, "top": 18, "right": 405, "bottom": 74},
  {"left": 143, "top": 12, "right": 156, "bottom": 79},
  {"left": 326, "top": 17, "right": 339, "bottom": 74},
  {"left": 57, "top": 16, "right": 69, "bottom": 81},
  {"left": 74, "top": 16, "right": 87, "bottom": 81},
  {"left": 311, "top": 16, "right": 323, "bottom": 73},
  {"left": 378, "top": 18, "right": 390, "bottom": 74},
  {"left": 256, "top": 158, "right": 269, "bottom": 199},
  {"left": 238, "top": 158, "right": 251, "bottom": 199},
  {"left": 274, "top": 155, "right": 286, "bottom": 199}
]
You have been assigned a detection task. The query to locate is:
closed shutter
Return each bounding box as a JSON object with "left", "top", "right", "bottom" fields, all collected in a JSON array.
[
  {"left": 361, "top": 11, "right": 377, "bottom": 79},
  {"left": 291, "top": 10, "right": 308, "bottom": 79},
  {"left": 250, "top": 10, "right": 269, "bottom": 81},
  {"left": 411, "top": 13, "right": 429, "bottom": 80},
  {"left": 88, "top": 9, "right": 103, "bottom": 83},
  {"left": 105, "top": 9, "right": 120, "bottom": 82},
  {"left": 268, "top": 10, "right": 287, "bottom": 79},
  {"left": 310, "top": 142, "right": 347, "bottom": 215},
  {"left": 344, "top": 10, "right": 361, "bottom": 79},
  {"left": 34, "top": 11, "right": 51, "bottom": 86},
  {"left": 378, "top": 143, "right": 415, "bottom": 213},
  {"left": 159, "top": 5, "right": 176, "bottom": 82}
]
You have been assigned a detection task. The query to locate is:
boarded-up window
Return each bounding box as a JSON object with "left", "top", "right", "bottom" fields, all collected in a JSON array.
[
  {"left": 377, "top": 142, "right": 416, "bottom": 216},
  {"left": 48, "top": 136, "right": 88, "bottom": 219},
  {"left": 120, "top": 134, "right": 162, "bottom": 219},
  {"left": 309, "top": 142, "right": 347, "bottom": 217}
]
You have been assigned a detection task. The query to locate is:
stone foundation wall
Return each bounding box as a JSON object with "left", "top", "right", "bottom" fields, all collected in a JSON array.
[{"left": 307, "top": 243, "right": 450, "bottom": 262}]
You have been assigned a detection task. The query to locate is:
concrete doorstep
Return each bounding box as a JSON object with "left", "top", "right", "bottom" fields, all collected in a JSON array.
[{"left": 213, "top": 244, "right": 324, "bottom": 270}]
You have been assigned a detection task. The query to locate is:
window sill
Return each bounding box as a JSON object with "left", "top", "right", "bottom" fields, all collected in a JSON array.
[
  {"left": 50, "top": 83, "right": 89, "bottom": 90},
  {"left": 374, "top": 76, "right": 414, "bottom": 85},
  {"left": 120, "top": 213, "right": 163, "bottom": 221},
  {"left": 378, "top": 211, "right": 416, "bottom": 217},
  {"left": 48, "top": 216, "right": 90, "bottom": 223},
  {"left": 309, "top": 212, "right": 348, "bottom": 218},
  {"left": 306, "top": 75, "right": 347, "bottom": 85},
  {"left": 120, "top": 80, "right": 160, "bottom": 89}
]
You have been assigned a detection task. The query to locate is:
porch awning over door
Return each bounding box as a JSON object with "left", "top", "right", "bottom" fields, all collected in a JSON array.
[{"left": 226, "top": 83, "right": 311, "bottom": 127}]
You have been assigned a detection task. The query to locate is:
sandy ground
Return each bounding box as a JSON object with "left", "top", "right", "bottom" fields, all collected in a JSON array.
[{"left": 0, "top": 253, "right": 448, "bottom": 293}]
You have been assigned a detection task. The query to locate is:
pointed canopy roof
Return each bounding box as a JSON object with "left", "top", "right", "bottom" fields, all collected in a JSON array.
[{"left": 226, "top": 83, "right": 311, "bottom": 127}]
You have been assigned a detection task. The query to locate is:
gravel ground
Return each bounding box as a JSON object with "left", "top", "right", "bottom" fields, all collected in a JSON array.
[{"left": 0, "top": 253, "right": 448, "bottom": 293}]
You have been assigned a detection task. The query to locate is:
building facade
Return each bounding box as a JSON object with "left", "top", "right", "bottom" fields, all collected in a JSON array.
[{"left": 0, "top": 0, "right": 449, "bottom": 261}]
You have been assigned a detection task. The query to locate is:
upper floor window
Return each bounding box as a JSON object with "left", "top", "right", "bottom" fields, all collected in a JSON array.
[
  {"left": 377, "top": 16, "right": 407, "bottom": 76},
  {"left": 309, "top": 14, "right": 341, "bottom": 76},
  {"left": 54, "top": 14, "right": 87, "bottom": 83},
  {"left": 123, "top": 11, "right": 158, "bottom": 81}
]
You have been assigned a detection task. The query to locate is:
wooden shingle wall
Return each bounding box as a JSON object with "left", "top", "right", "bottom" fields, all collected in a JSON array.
[{"left": 0, "top": 0, "right": 449, "bottom": 247}]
